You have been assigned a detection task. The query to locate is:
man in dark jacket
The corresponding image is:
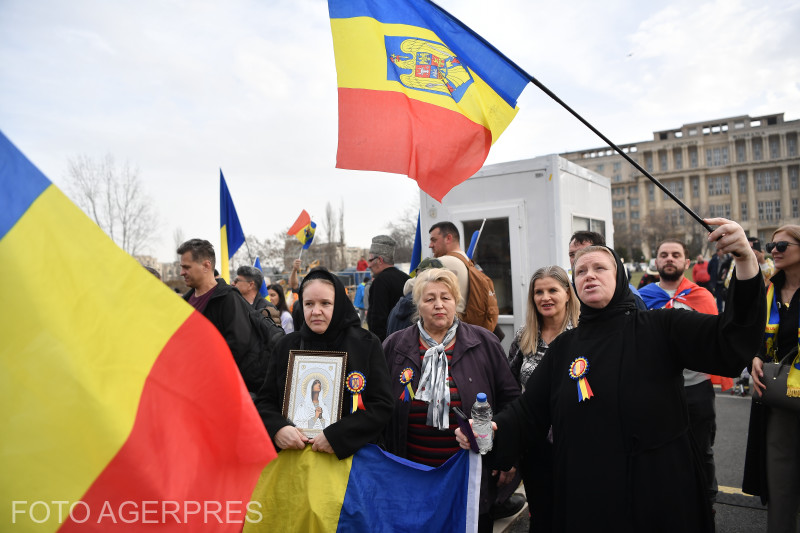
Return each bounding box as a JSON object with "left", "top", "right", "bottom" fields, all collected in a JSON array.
[
  {"left": 178, "top": 239, "right": 265, "bottom": 394},
  {"left": 367, "top": 235, "right": 410, "bottom": 341}
]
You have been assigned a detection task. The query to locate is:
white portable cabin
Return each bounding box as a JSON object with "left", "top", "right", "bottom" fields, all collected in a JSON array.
[{"left": 419, "top": 154, "right": 612, "bottom": 350}]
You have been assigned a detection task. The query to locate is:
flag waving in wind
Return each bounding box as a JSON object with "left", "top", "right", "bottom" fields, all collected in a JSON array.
[
  {"left": 220, "top": 170, "right": 245, "bottom": 282},
  {"left": 328, "top": 0, "right": 529, "bottom": 201},
  {"left": 0, "top": 132, "right": 276, "bottom": 530},
  {"left": 288, "top": 209, "right": 317, "bottom": 250}
]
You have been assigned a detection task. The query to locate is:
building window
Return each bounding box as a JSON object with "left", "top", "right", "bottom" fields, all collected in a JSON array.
[
  {"left": 613, "top": 174, "right": 622, "bottom": 182},
  {"left": 706, "top": 147, "right": 729, "bottom": 167},
  {"left": 755, "top": 169, "right": 781, "bottom": 192},
  {"left": 741, "top": 202, "right": 748, "bottom": 221},
  {"left": 613, "top": 199, "right": 625, "bottom": 208},
  {"left": 631, "top": 224, "right": 640, "bottom": 232},
  {"left": 674, "top": 149, "right": 683, "bottom": 170},
  {"left": 628, "top": 185, "right": 638, "bottom": 194},
  {"left": 736, "top": 140, "right": 746, "bottom": 162},
  {"left": 789, "top": 134, "right": 798, "bottom": 157},
  {"left": 793, "top": 198, "right": 799, "bottom": 218},
  {"left": 753, "top": 138, "right": 763, "bottom": 161},
  {"left": 645, "top": 154, "right": 653, "bottom": 173},
  {"left": 662, "top": 179, "right": 684, "bottom": 200},
  {"left": 770, "top": 136, "right": 780, "bottom": 159},
  {"left": 614, "top": 211, "right": 627, "bottom": 220},
  {"left": 707, "top": 175, "right": 730, "bottom": 196},
  {"left": 691, "top": 176, "right": 699, "bottom": 198},
  {"left": 790, "top": 166, "right": 799, "bottom": 189},
  {"left": 596, "top": 164, "right": 605, "bottom": 172},
  {"left": 758, "top": 200, "right": 781, "bottom": 221},
  {"left": 689, "top": 147, "right": 698, "bottom": 168},
  {"left": 648, "top": 183, "right": 655, "bottom": 202},
  {"left": 659, "top": 151, "right": 668, "bottom": 171},
  {"left": 631, "top": 210, "right": 639, "bottom": 219},
  {"left": 630, "top": 197, "right": 639, "bottom": 207},
  {"left": 738, "top": 171, "right": 747, "bottom": 193}
]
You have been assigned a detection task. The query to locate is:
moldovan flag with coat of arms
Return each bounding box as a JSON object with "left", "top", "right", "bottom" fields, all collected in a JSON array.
[
  {"left": 328, "top": 0, "right": 530, "bottom": 201},
  {"left": 0, "top": 131, "right": 276, "bottom": 531}
]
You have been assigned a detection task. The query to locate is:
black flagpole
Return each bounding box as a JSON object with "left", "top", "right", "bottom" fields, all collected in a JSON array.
[{"left": 426, "top": 0, "right": 714, "bottom": 233}]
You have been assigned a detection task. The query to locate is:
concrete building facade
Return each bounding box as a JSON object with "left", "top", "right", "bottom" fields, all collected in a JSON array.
[{"left": 561, "top": 112, "right": 800, "bottom": 259}]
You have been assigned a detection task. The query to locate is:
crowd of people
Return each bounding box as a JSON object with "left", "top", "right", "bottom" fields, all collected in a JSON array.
[{"left": 166, "top": 216, "right": 799, "bottom": 533}]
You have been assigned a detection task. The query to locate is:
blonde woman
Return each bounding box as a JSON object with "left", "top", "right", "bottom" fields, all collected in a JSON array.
[{"left": 507, "top": 265, "right": 579, "bottom": 533}]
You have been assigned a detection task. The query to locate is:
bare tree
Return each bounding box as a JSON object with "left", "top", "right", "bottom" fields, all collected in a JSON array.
[
  {"left": 172, "top": 227, "right": 185, "bottom": 256},
  {"left": 66, "top": 154, "right": 158, "bottom": 256},
  {"left": 385, "top": 206, "right": 418, "bottom": 264},
  {"left": 338, "top": 198, "right": 345, "bottom": 244},
  {"left": 232, "top": 231, "right": 291, "bottom": 275},
  {"left": 324, "top": 201, "right": 338, "bottom": 244}
]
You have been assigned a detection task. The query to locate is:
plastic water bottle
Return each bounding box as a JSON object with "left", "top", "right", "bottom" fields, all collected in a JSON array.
[{"left": 471, "top": 392, "right": 493, "bottom": 454}]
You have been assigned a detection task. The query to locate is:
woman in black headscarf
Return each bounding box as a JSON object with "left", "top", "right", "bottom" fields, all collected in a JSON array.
[
  {"left": 457, "top": 218, "right": 765, "bottom": 532},
  {"left": 255, "top": 269, "right": 393, "bottom": 458}
]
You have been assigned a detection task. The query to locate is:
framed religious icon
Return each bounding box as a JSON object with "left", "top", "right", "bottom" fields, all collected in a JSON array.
[{"left": 282, "top": 350, "right": 347, "bottom": 439}]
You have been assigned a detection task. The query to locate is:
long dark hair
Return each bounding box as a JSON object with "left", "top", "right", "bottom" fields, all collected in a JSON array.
[{"left": 268, "top": 283, "right": 289, "bottom": 313}]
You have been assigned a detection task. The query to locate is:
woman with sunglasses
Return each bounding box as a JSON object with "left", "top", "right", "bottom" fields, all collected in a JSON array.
[{"left": 743, "top": 226, "right": 800, "bottom": 532}]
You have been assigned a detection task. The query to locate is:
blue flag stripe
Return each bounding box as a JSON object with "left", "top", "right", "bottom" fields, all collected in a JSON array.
[
  {"left": 0, "top": 132, "right": 52, "bottom": 240},
  {"left": 337, "top": 445, "right": 479, "bottom": 532},
  {"left": 220, "top": 170, "right": 245, "bottom": 259}
]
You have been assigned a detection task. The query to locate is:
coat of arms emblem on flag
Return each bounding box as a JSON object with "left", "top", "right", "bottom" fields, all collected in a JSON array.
[{"left": 386, "top": 36, "right": 473, "bottom": 101}]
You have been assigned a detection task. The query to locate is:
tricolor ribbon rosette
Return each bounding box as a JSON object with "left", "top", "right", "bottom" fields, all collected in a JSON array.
[
  {"left": 346, "top": 371, "right": 366, "bottom": 413},
  {"left": 568, "top": 357, "right": 594, "bottom": 402},
  {"left": 399, "top": 368, "right": 415, "bottom": 402}
]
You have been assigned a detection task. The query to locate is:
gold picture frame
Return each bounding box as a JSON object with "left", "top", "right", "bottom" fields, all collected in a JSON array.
[{"left": 282, "top": 350, "right": 347, "bottom": 439}]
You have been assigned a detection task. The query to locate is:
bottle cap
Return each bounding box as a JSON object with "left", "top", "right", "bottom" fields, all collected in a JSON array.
[{"left": 476, "top": 392, "right": 487, "bottom": 402}]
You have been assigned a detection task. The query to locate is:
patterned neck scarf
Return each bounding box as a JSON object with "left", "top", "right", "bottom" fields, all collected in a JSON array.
[
  {"left": 765, "top": 282, "right": 800, "bottom": 397},
  {"left": 415, "top": 318, "right": 459, "bottom": 430}
]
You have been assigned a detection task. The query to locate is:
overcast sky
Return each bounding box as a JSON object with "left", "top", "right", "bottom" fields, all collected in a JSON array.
[{"left": 1, "top": 0, "right": 798, "bottom": 262}]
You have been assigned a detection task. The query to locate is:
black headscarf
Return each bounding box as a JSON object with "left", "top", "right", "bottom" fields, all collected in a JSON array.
[
  {"left": 573, "top": 246, "right": 637, "bottom": 323},
  {"left": 298, "top": 269, "right": 361, "bottom": 349}
]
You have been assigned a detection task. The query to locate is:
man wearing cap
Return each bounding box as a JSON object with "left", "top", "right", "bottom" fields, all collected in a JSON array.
[{"left": 367, "top": 235, "right": 410, "bottom": 341}]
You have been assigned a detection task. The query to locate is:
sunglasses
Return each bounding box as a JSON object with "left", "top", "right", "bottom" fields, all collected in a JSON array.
[{"left": 765, "top": 241, "right": 800, "bottom": 254}]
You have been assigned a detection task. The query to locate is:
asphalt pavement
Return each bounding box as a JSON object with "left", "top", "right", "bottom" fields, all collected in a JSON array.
[{"left": 497, "top": 387, "right": 769, "bottom": 533}]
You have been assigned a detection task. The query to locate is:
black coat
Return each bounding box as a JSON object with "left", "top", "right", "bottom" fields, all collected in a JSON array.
[
  {"left": 255, "top": 270, "right": 393, "bottom": 459},
  {"left": 367, "top": 266, "right": 410, "bottom": 341},
  {"left": 184, "top": 279, "right": 264, "bottom": 393},
  {"left": 491, "top": 249, "right": 765, "bottom": 533},
  {"left": 742, "top": 269, "right": 799, "bottom": 503}
]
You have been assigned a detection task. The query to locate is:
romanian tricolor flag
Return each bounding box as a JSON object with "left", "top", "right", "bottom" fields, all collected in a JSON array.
[
  {"left": 329, "top": 0, "right": 529, "bottom": 201},
  {"left": 287, "top": 209, "right": 317, "bottom": 250},
  {"left": 220, "top": 170, "right": 246, "bottom": 282},
  {"left": 0, "top": 132, "right": 276, "bottom": 531},
  {"left": 244, "top": 445, "right": 481, "bottom": 533}
]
